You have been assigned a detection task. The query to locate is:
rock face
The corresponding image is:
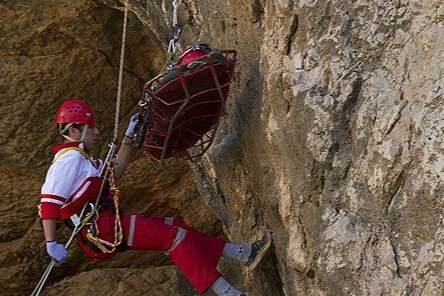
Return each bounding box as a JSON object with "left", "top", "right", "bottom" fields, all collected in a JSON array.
[
  {"left": 190, "top": 0, "right": 444, "bottom": 295},
  {"left": 0, "top": 1, "right": 220, "bottom": 295},
  {"left": 1, "top": 0, "right": 443, "bottom": 295}
]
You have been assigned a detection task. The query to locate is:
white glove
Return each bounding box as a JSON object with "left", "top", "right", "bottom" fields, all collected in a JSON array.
[
  {"left": 46, "top": 241, "right": 68, "bottom": 262},
  {"left": 125, "top": 113, "right": 139, "bottom": 138}
]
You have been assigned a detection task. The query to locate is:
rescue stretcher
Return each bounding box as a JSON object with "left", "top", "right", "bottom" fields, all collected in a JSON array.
[{"left": 134, "top": 44, "right": 237, "bottom": 163}]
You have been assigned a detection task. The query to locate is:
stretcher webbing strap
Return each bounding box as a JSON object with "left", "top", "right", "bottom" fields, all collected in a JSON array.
[{"left": 167, "top": 0, "right": 181, "bottom": 54}]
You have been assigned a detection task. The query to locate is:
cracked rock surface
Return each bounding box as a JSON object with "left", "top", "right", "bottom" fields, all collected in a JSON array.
[
  {"left": 1, "top": 0, "right": 443, "bottom": 295},
  {"left": 0, "top": 1, "right": 221, "bottom": 295}
]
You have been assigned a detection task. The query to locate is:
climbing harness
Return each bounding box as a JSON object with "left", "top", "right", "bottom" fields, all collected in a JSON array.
[
  {"left": 31, "top": 142, "right": 117, "bottom": 296},
  {"left": 133, "top": 43, "right": 237, "bottom": 164},
  {"left": 52, "top": 147, "right": 90, "bottom": 163},
  {"left": 31, "top": 0, "right": 129, "bottom": 294}
]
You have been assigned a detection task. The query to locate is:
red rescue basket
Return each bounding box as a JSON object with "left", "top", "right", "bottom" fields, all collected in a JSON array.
[{"left": 134, "top": 44, "right": 237, "bottom": 163}]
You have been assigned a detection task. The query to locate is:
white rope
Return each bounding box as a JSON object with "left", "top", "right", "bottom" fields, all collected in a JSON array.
[
  {"left": 114, "top": 0, "right": 129, "bottom": 142},
  {"left": 167, "top": 0, "right": 181, "bottom": 54},
  {"left": 31, "top": 259, "right": 55, "bottom": 296},
  {"left": 172, "top": 0, "right": 178, "bottom": 26}
]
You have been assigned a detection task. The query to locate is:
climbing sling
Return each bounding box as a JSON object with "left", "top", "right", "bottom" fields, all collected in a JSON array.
[{"left": 83, "top": 164, "right": 124, "bottom": 255}]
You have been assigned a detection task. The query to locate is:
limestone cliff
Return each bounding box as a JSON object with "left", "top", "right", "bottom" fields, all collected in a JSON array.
[{"left": 0, "top": 0, "right": 443, "bottom": 295}]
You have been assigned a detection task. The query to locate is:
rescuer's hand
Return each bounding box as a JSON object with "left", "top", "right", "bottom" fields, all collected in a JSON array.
[
  {"left": 124, "top": 113, "right": 140, "bottom": 138},
  {"left": 46, "top": 240, "right": 68, "bottom": 262}
]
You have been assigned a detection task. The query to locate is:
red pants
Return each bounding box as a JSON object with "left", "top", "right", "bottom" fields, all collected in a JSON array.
[{"left": 78, "top": 210, "right": 226, "bottom": 294}]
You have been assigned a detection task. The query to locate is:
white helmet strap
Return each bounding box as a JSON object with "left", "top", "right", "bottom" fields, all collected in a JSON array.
[
  {"left": 59, "top": 123, "right": 73, "bottom": 135},
  {"left": 59, "top": 123, "right": 88, "bottom": 142},
  {"left": 79, "top": 124, "right": 88, "bottom": 142}
]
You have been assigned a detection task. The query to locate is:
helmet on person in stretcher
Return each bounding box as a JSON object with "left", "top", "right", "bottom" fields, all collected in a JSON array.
[
  {"left": 178, "top": 44, "right": 212, "bottom": 65},
  {"left": 55, "top": 99, "right": 96, "bottom": 126}
]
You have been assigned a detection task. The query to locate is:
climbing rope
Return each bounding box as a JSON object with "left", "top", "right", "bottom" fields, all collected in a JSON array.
[
  {"left": 86, "top": 0, "right": 128, "bottom": 248},
  {"left": 84, "top": 0, "right": 129, "bottom": 252},
  {"left": 114, "top": 0, "right": 129, "bottom": 142},
  {"left": 86, "top": 162, "right": 124, "bottom": 254}
]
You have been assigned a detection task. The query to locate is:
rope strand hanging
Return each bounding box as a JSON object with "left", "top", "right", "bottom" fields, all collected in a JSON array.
[
  {"left": 167, "top": 0, "right": 182, "bottom": 55},
  {"left": 114, "top": 0, "right": 129, "bottom": 142}
]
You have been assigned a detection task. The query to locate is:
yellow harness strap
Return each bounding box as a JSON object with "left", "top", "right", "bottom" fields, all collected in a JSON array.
[{"left": 52, "top": 147, "right": 90, "bottom": 163}]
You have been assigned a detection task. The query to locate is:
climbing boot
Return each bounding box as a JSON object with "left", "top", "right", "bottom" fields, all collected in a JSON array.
[{"left": 246, "top": 230, "right": 272, "bottom": 271}]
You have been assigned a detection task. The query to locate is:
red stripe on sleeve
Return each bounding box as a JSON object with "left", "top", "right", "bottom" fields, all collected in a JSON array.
[{"left": 40, "top": 202, "right": 61, "bottom": 220}]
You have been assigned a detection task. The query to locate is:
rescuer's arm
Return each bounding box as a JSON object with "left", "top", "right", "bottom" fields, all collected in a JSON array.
[
  {"left": 114, "top": 136, "right": 134, "bottom": 180},
  {"left": 114, "top": 114, "right": 139, "bottom": 180},
  {"left": 40, "top": 153, "right": 83, "bottom": 262},
  {"left": 42, "top": 219, "right": 58, "bottom": 241},
  {"left": 41, "top": 218, "right": 67, "bottom": 262}
]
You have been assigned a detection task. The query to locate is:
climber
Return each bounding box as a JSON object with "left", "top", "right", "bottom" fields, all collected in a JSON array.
[{"left": 39, "top": 99, "right": 271, "bottom": 296}]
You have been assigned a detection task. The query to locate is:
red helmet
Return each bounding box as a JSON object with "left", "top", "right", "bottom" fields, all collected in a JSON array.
[
  {"left": 179, "top": 44, "right": 211, "bottom": 65},
  {"left": 55, "top": 99, "right": 96, "bottom": 126}
]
